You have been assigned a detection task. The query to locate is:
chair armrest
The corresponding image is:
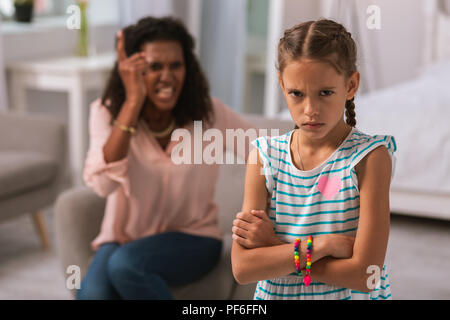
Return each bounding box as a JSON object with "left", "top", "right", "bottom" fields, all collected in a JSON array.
[
  {"left": 54, "top": 186, "right": 105, "bottom": 281},
  {"left": 0, "top": 112, "right": 66, "bottom": 164}
]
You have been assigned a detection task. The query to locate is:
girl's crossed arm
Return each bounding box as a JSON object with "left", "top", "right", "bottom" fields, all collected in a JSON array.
[
  {"left": 310, "top": 146, "right": 392, "bottom": 292},
  {"left": 232, "top": 145, "right": 392, "bottom": 292},
  {"left": 231, "top": 148, "right": 352, "bottom": 285}
]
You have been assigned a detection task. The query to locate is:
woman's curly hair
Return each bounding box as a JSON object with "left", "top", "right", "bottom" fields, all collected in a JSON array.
[
  {"left": 278, "top": 19, "right": 358, "bottom": 128},
  {"left": 101, "top": 16, "right": 214, "bottom": 127}
]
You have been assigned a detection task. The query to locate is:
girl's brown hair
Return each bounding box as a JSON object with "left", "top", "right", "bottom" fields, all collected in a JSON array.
[
  {"left": 101, "top": 16, "right": 214, "bottom": 127},
  {"left": 278, "top": 19, "right": 357, "bottom": 127}
]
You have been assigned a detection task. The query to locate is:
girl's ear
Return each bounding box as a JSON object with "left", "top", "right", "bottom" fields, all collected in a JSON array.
[{"left": 346, "top": 71, "right": 360, "bottom": 100}]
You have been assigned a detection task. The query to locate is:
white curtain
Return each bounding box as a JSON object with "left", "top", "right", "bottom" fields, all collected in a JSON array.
[
  {"left": 0, "top": 15, "right": 8, "bottom": 112},
  {"left": 321, "top": 0, "right": 382, "bottom": 94},
  {"left": 199, "top": 0, "right": 247, "bottom": 111},
  {"left": 118, "top": 0, "right": 175, "bottom": 27},
  {"left": 116, "top": 0, "right": 201, "bottom": 53},
  {"left": 116, "top": 0, "right": 246, "bottom": 111},
  {"left": 441, "top": 0, "right": 450, "bottom": 13}
]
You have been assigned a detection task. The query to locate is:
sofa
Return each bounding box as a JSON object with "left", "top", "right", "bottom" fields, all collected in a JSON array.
[
  {"left": 54, "top": 113, "right": 293, "bottom": 299},
  {"left": 0, "top": 112, "right": 65, "bottom": 249}
]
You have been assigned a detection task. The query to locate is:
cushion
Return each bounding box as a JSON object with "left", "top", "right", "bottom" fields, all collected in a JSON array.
[
  {"left": 215, "top": 159, "right": 246, "bottom": 233},
  {"left": 0, "top": 151, "right": 58, "bottom": 199},
  {"left": 215, "top": 115, "right": 294, "bottom": 233}
]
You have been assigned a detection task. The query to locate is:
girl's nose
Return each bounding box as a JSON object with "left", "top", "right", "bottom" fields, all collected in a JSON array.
[{"left": 304, "top": 98, "right": 319, "bottom": 117}]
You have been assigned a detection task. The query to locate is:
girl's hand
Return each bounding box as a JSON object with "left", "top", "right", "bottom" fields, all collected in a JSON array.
[
  {"left": 116, "top": 30, "right": 148, "bottom": 109},
  {"left": 232, "top": 210, "right": 282, "bottom": 249},
  {"left": 324, "top": 234, "right": 355, "bottom": 259}
]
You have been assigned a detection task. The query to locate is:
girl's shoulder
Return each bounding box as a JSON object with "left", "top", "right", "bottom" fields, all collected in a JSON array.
[
  {"left": 346, "top": 128, "right": 397, "bottom": 160},
  {"left": 250, "top": 131, "right": 294, "bottom": 194},
  {"left": 251, "top": 131, "right": 294, "bottom": 164},
  {"left": 252, "top": 130, "right": 294, "bottom": 152},
  {"left": 347, "top": 128, "right": 398, "bottom": 181}
]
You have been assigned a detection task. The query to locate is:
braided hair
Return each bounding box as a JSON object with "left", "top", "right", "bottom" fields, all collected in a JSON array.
[
  {"left": 101, "top": 16, "right": 214, "bottom": 127},
  {"left": 278, "top": 19, "right": 358, "bottom": 127},
  {"left": 345, "top": 97, "right": 356, "bottom": 127}
]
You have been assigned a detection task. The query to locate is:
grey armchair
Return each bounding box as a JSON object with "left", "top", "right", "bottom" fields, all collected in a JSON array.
[
  {"left": 54, "top": 114, "right": 292, "bottom": 299},
  {"left": 0, "top": 111, "right": 65, "bottom": 249}
]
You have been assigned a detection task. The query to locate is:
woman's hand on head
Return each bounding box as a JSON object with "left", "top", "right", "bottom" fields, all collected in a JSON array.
[
  {"left": 232, "top": 210, "right": 282, "bottom": 249},
  {"left": 116, "top": 30, "right": 148, "bottom": 109}
]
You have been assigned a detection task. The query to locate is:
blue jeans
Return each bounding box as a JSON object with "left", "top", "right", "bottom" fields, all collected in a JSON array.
[{"left": 76, "top": 232, "right": 222, "bottom": 300}]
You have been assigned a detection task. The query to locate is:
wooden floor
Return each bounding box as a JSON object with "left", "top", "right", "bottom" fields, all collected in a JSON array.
[
  {"left": 0, "top": 208, "right": 449, "bottom": 300},
  {"left": 0, "top": 209, "right": 71, "bottom": 300}
]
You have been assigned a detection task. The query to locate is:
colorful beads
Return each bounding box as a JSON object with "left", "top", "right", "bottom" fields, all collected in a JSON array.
[
  {"left": 294, "top": 236, "right": 313, "bottom": 286},
  {"left": 294, "top": 238, "right": 302, "bottom": 277},
  {"left": 303, "top": 235, "right": 313, "bottom": 287}
]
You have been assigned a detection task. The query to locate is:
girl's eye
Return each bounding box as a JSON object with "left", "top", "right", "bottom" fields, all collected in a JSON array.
[
  {"left": 320, "top": 90, "right": 334, "bottom": 96},
  {"left": 289, "top": 90, "right": 303, "bottom": 98}
]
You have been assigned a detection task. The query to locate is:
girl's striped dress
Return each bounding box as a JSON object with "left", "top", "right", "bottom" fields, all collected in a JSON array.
[{"left": 251, "top": 127, "right": 397, "bottom": 300}]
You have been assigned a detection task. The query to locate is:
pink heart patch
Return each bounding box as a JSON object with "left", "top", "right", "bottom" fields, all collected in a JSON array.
[{"left": 317, "top": 175, "right": 342, "bottom": 200}]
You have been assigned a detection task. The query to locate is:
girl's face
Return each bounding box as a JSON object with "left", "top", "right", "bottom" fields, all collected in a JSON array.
[
  {"left": 141, "top": 40, "right": 186, "bottom": 112},
  {"left": 278, "top": 58, "right": 359, "bottom": 140}
]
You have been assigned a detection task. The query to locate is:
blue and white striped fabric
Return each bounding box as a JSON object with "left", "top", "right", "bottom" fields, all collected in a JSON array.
[{"left": 251, "top": 127, "right": 397, "bottom": 300}]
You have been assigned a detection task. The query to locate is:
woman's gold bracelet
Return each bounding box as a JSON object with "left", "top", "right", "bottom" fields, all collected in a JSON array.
[{"left": 113, "top": 120, "right": 137, "bottom": 135}]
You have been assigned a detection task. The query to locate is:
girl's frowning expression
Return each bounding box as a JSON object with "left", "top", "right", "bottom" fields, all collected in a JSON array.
[{"left": 279, "top": 58, "right": 359, "bottom": 140}]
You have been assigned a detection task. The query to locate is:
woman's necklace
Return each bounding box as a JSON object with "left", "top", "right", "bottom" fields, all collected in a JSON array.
[
  {"left": 145, "top": 118, "right": 176, "bottom": 138},
  {"left": 296, "top": 128, "right": 349, "bottom": 171}
]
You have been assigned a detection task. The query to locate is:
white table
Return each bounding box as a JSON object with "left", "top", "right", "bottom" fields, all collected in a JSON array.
[{"left": 7, "top": 52, "right": 116, "bottom": 186}]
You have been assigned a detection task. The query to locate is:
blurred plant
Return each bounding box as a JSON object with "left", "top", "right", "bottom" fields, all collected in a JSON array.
[
  {"left": 14, "top": 0, "right": 34, "bottom": 23},
  {"left": 76, "top": 0, "right": 89, "bottom": 57},
  {"left": 14, "top": 0, "right": 34, "bottom": 4}
]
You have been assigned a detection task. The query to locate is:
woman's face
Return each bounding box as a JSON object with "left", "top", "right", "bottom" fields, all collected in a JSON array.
[
  {"left": 278, "top": 58, "right": 359, "bottom": 140},
  {"left": 140, "top": 40, "right": 186, "bottom": 112}
]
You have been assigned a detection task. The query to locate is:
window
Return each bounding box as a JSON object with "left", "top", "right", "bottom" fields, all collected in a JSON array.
[{"left": 0, "top": 0, "right": 74, "bottom": 21}]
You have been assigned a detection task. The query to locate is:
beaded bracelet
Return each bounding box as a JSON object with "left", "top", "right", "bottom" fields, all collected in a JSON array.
[
  {"left": 303, "top": 235, "right": 313, "bottom": 287},
  {"left": 294, "top": 238, "right": 302, "bottom": 277}
]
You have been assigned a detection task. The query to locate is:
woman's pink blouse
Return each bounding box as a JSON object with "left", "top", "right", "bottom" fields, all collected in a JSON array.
[{"left": 83, "top": 97, "right": 255, "bottom": 251}]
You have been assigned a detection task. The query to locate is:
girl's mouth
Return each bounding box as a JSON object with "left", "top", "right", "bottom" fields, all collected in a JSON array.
[{"left": 303, "top": 123, "right": 324, "bottom": 130}]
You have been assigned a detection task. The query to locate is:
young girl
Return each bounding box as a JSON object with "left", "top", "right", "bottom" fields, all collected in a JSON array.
[{"left": 231, "top": 19, "right": 396, "bottom": 300}]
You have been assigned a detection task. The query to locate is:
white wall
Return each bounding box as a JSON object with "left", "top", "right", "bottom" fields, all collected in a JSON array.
[
  {"left": 199, "top": 0, "right": 247, "bottom": 111},
  {"left": 365, "top": 0, "right": 426, "bottom": 89},
  {"left": 265, "top": 0, "right": 432, "bottom": 115},
  {"left": 286, "top": 0, "right": 427, "bottom": 91},
  {"left": 1, "top": 3, "right": 120, "bottom": 187},
  {"left": 0, "top": 15, "right": 8, "bottom": 111},
  {"left": 1, "top": 0, "right": 436, "bottom": 118},
  {"left": 283, "top": 0, "right": 321, "bottom": 29},
  {"left": 2, "top": 2, "right": 120, "bottom": 119},
  {"left": 264, "top": 0, "right": 322, "bottom": 116}
]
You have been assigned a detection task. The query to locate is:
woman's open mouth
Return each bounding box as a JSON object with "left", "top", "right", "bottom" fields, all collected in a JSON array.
[{"left": 155, "top": 86, "right": 175, "bottom": 99}]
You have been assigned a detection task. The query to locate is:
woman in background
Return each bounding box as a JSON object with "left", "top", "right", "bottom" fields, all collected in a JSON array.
[{"left": 77, "top": 16, "right": 253, "bottom": 300}]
